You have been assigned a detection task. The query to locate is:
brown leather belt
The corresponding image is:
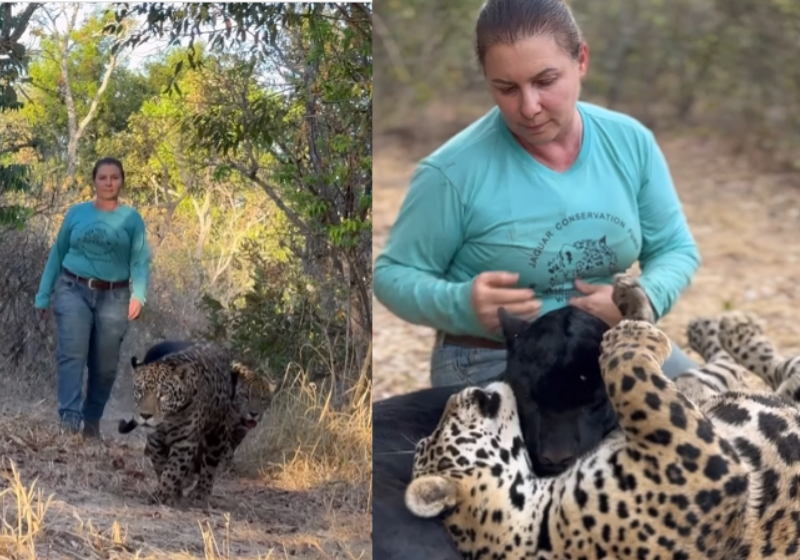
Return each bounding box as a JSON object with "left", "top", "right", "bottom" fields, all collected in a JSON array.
[
  {"left": 63, "top": 268, "right": 129, "bottom": 291},
  {"left": 442, "top": 334, "right": 506, "bottom": 351}
]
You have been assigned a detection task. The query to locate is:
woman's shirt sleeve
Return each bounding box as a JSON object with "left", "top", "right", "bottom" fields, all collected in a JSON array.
[
  {"left": 636, "top": 131, "right": 701, "bottom": 320},
  {"left": 374, "top": 163, "right": 483, "bottom": 335}
]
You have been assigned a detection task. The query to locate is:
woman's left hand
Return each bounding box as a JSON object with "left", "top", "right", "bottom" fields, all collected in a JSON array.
[
  {"left": 569, "top": 278, "right": 622, "bottom": 327},
  {"left": 128, "top": 298, "right": 143, "bottom": 320}
]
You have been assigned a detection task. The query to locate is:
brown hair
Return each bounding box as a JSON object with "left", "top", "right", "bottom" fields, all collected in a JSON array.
[
  {"left": 475, "top": 0, "right": 582, "bottom": 67},
  {"left": 92, "top": 157, "right": 125, "bottom": 185}
]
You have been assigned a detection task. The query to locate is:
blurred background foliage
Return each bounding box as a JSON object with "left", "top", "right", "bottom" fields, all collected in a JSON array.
[{"left": 375, "top": 0, "right": 800, "bottom": 169}]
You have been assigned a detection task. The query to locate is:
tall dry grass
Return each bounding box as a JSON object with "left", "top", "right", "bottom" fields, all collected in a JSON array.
[
  {"left": 0, "top": 461, "right": 54, "bottom": 560},
  {"left": 239, "top": 363, "right": 372, "bottom": 512}
]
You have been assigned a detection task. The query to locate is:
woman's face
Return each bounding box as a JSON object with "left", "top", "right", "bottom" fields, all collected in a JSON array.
[
  {"left": 484, "top": 34, "right": 588, "bottom": 146},
  {"left": 94, "top": 164, "right": 123, "bottom": 200}
]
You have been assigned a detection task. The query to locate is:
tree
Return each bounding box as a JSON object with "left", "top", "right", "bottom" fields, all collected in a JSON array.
[
  {"left": 107, "top": 3, "right": 372, "bottom": 378},
  {"left": 0, "top": 4, "right": 43, "bottom": 231},
  {"left": 26, "top": 4, "right": 138, "bottom": 189}
]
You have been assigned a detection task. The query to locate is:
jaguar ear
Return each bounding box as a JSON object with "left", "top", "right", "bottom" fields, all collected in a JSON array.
[
  {"left": 471, "top": 387, "right": 501, "bottom": 419},
  {"left": 173, "top": 363, "right": 193, "bottom": 382},
  {"left": 405, "top": 475, "right": 459, "bottom": 518},
  {"left": 498, "top": 307, "right": 530, "bottom": 346},
  {"left": 131, "top": 356, "right": 141, "bottom": 368}
]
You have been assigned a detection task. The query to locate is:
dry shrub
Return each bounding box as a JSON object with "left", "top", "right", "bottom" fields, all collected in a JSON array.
[
  {"left": 0, "top": 226, "right": 59, "bottom": 401},
  {"left": 236, "top": 362, "right": 372, "bottom": 514}
]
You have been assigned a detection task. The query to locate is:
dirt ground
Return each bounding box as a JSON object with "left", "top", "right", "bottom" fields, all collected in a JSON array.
[
  {"left": 0, "top": 394, "right": 370, "bottom": 559},
  {"left": 373, "top": 124, "right": 800, "bottom": 400}
]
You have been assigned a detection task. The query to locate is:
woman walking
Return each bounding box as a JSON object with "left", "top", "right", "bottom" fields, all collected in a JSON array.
[{"left": 35, "top": 157, "right": 151, "bottom": 437}]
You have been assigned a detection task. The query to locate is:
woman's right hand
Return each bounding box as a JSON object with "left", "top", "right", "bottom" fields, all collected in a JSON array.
[
  {"left": 37, "top": 309, "right": 47, "bottom": 322},
  {"left": 472, "top": 271, "right": 541, "bottom": 334}
]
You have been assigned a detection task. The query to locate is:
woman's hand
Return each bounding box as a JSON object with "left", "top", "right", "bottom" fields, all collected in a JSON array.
[
  {"left": 128, "top": 298, "right": 143, "bottom": 320},
  {"left": 472, "top": 271, "right": 541, "bottom": 334},
  {"left": 568, "top": 278, "right": 623, "bottom": 326}
]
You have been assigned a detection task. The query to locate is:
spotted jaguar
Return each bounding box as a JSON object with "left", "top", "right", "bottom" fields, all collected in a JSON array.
[
  {"left": 121, "top": 342, "right": 278, "bottom": 468},
  {"left": 128, "top": 341, "right": 237, "bottom": 505},
  {"left": 405, "top": 275, "right": 800, "bottom": 559}
]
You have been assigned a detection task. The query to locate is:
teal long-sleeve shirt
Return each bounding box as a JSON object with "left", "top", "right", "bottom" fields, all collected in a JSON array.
[
  {"left": 35, "top": 201, "right": 152, "bottom": 308},
  {"left": 374, "top": 101, "right": 701, "bottom": 340}
]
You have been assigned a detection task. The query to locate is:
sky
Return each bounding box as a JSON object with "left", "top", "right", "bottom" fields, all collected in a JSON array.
[
  {"left": 14, "top": 2, "right": 293, "bottom": 96},
  {"left": 18, "top": 3, "right": 177, "bottom": 73}
]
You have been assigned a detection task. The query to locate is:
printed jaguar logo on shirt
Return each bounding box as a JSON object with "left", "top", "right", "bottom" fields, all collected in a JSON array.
[
  {"left": 76, "top": 222, "right": 124, "bottom": 259},
  {"left": 527, "top": 212, "right": 641, "bottom": 302},
  {"left": 547, "top": 234, "right": 618, "bottom": 281}
]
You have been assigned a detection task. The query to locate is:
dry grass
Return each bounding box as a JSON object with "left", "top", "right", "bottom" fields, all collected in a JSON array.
[
  {"left": 0, "top": 461, "right": 54, "bottom": 559},
  {"left": 245, "top": 368, "right": 371, "bottom": 493},
  {"left": 0, "top": 366, "right": 372, "bottom": 560}
]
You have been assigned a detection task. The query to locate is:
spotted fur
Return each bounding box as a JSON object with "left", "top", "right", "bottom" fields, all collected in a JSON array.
[
  {"left": 180, "top": 360, "right": 279, "bottom": 491},
  {"left": 222, "top": 361, "right": 279, "bottom": 467},
  {"left": 405, "top": 275, "right": 800, "bottom": 559},
  {"left": 673, "top": 316, "right": 771, "bottom": 402},
  {"left": 121, "top": 354, "right": 278, "bottom": 461},
  {"left": 131, "top": 342, "right": 236, "bottom": 505},
  {"left": 717, "top": 310, "right": 800, "bottom": 400},
  {"left": 612, "top": 272, "right": 770, "bottom": 403}
]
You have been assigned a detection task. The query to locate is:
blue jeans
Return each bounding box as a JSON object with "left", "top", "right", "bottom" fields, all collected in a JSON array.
[
  {"left": 430, "top": 339, "right": 698, "bottom": 388},
  {"left": 52, "top": 272, "right": 131, "bottom": 428}
]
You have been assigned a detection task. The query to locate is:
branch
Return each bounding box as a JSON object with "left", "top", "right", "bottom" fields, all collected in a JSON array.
[
  {"left": 59, "top": 4, "right": 80, "bottom": 139},
  {"left": 333, "top": 3, "right": 371, "bottom": 41},
  {"left": 227, "top": 162, "right": 310, "bottom": 235},
  {"left": 0, "top": 142, "right": 37, "bottom": 156},
  {"left": 75, "top": 49, "right": 120, "bottom": 140},
  {"left": 4, "top": 3, "right": 42, "bottom": 43}
]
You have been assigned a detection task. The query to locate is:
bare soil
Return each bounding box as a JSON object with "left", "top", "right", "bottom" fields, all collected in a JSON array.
[
  {"left": 374, "top": 128, "right": 800, "bottom": 400},
  {"left": 0, "top": 397, "right": 370, "bottom": 559}
]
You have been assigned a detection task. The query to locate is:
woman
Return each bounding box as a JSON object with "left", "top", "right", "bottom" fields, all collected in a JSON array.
[
  {"left": 35, "top": 157, "right": 151, "bottom": 437},
  {"left": 374, "top": 0, "right": 701, "bottom": 388}
]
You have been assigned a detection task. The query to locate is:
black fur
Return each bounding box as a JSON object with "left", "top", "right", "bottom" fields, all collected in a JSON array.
[
  {"left": 499, "top": 306, "right": 619, "bottom": 475},
  {"left": 373, "top": 384, "right": 465, "bottom": 559},
  {"left": 372, "top": 305, "right": 619, "bottom": 559},
  {"left": 118, "top": 418, "right": 138, "bottom": 434},
  {"left": 139, "top": 340, "right": 196, "bottom": 365}
]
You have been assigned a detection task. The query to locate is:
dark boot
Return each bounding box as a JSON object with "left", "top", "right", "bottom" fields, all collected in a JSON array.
[
  {"left": 82, "top": 420, "right": 101, "bottom": 438},
  {"left": 60, "top": 422, "right": 80, "bottom": 435},
  {"left": 60, "top": 413, "right": 81, "bottom": 435}
]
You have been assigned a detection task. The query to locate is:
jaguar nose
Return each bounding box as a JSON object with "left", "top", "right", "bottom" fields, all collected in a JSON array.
[
  {"left": 540, "top": 448, "right": 575, "bottom": 467},
  {"left": 140, "top": 413, "right": 152, "bottom": 420}
]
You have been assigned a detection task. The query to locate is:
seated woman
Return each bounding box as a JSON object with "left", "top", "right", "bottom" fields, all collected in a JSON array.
[{"left": 374, "top": 0, "right": 701, "bottom": 389}]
